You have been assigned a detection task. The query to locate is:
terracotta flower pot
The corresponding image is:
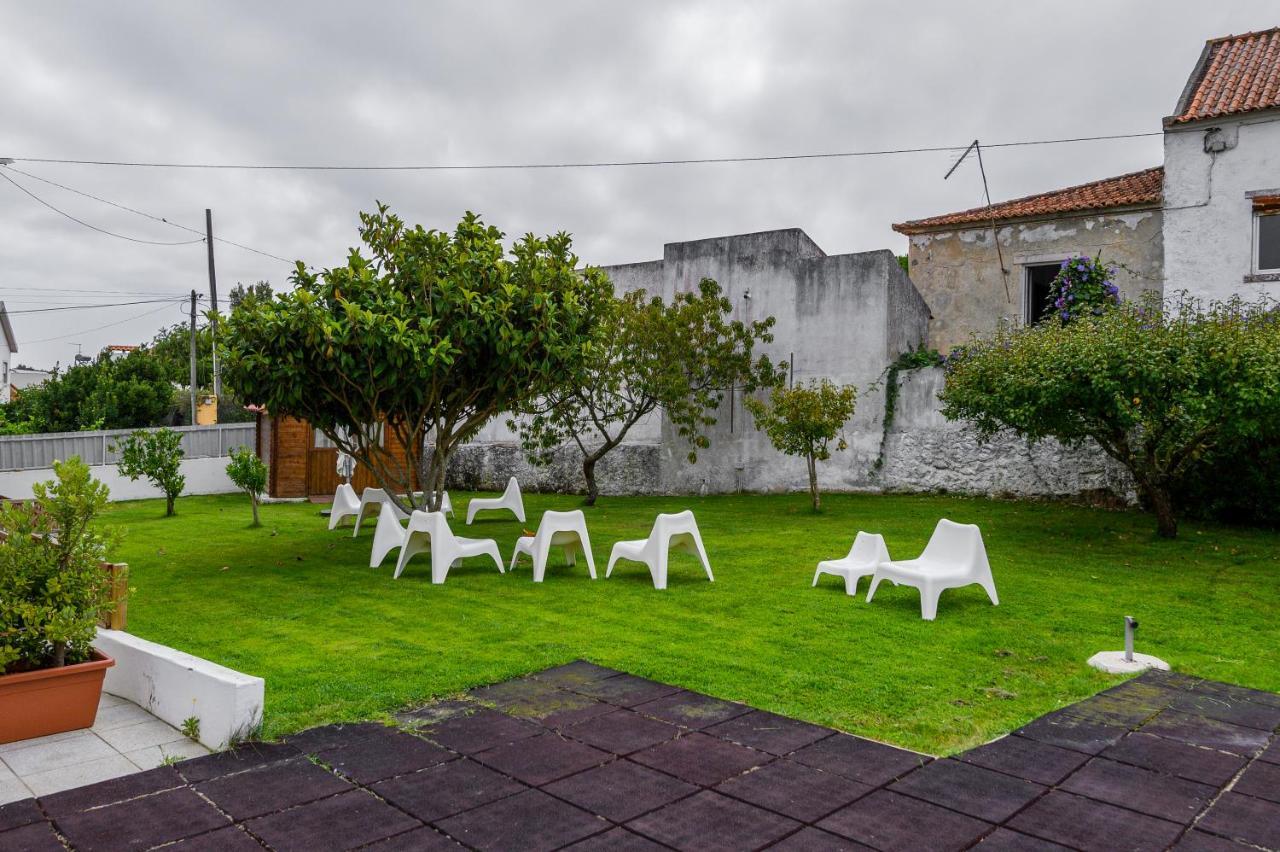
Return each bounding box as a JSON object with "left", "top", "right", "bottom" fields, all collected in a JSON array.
[{"left": 0, "top": 651, "right": 115, "bottom": 745}]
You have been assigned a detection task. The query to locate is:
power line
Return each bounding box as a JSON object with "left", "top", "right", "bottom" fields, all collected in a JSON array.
[
  {"left": 23, "top": 301, "right": 186, "bottom": 344},
  {"left": 6, "top": 131, "right": 1163, "bottom": 172},
  {"left": 0, "top": 169, "right": 206, "bottom": 246},
  {"left": 5, "top": 297, "right": 184, "bottom": 315},
  {"left": 1, "top": 165, "right": 296, "bottom": 265},
  {"left": 0, "top": 286, "right": 189, "bottom": 297}
]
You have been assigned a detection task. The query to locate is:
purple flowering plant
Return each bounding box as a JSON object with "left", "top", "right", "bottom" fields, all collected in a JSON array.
[{"left": 1052, "top": 253, "right": 1121, "bottom": 324}]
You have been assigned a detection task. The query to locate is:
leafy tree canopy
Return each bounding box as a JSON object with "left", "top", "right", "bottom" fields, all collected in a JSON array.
[
  {"left": 1, "top": 350, "right": 174, "bottom": 433},
  {"left": 114, "top": 428, "right": 186, "bottom": 516},
  {"left": 221, "top": 206, "right": 611, "bottom": 512},
  {"left": 745, "top": 378, "right": 857, "bottom": 511}
]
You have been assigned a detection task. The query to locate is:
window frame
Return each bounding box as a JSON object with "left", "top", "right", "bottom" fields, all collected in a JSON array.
[
  {"left": 1022, "top": 260, "right": 1066, "bottom": 326},
  {"left": 1253, "top": 209, "right": 1280, "bottom": 274}
]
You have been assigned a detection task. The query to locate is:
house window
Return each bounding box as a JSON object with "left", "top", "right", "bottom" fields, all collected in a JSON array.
[
  {"left": 1024, "top": 263, "right": 1062, "bottom": 325},
  {"left": 1256, "top": 210, "right": 1280, "bottom": 272}
]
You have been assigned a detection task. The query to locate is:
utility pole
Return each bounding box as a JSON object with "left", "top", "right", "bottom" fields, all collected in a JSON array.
[
  {"left": 189, "top": 290, "right": 199, "bottom": 425},
  {"left": 205, "top": 209, "right": 221, "bottom": 401}
]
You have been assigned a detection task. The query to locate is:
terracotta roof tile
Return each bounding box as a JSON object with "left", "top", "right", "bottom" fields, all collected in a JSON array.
[
  {"left": 892, "top": 167, "right": 1163, "bottom": 234},
  {"left": 1169, "top": 27, "right": 1280, "bottom": 124}
]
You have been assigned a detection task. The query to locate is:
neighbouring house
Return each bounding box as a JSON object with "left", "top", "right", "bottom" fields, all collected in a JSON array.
[
  {"left": 10, "top": 366, "right": 51, "bottom": 400},
  {"left": 895, "top": 27, "right": 1280, "bottom": 352},
  {"left": 0, "top": 303, "right": 16, "bottom": 404}
]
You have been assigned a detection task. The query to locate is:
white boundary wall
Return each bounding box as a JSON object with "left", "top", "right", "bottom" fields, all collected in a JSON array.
[{"left": 0, "top": 456, "right": 239, "bottom": 502}]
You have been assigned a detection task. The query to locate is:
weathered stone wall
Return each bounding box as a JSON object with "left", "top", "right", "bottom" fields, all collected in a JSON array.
[{"left": 904, "top": 208, "right": 1165, "bottom": 353}]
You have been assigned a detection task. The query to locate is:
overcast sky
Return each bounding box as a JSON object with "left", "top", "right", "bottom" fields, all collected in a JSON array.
[{"left": 2, "top": 1, "right": 1275, "bottom": 369}]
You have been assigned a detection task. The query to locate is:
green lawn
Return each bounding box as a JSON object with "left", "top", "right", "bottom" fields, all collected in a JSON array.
[{"left": 103, "top": 491, "right": 1280, "bottom": 755}]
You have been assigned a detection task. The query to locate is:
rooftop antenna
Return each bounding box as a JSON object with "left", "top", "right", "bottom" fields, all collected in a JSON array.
[
  {"left": 944, "top": 140, "right": 1011, "bottom": 304},
  {"left": 71, "top": 343, "right": 91, "bottom": 365}
]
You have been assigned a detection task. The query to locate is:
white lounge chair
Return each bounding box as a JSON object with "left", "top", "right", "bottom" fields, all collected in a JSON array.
[
  {"left": 328, "top": 482, "right": 360, "bottom": 530},
  {"left": 393, "top": 511, "right": 504, "bottom": 584},
  {"left": 369, "top": 503, "right": 408, "bottom": 567},
  {"left": 351, "top": 488, "right": 436, "bottom": 535},
  {"left": 865, "top": 519, "right": 999, "bottom": 621},
  {"left": 466, "top": 476, "right": 526, "bottom": 525},
  {"left": 813, "top": 532, "right": 891, "bottom": 596},
  {"left": 510, "top": 509, "right": 596, "bottom": 582},
  {"left": 606, "top": 510, "right": 713, "bottom": 590}
]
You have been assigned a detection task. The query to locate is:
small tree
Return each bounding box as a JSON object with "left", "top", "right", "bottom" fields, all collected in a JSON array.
[
  {"left": 514, "top": 279, "right": 782, "bottom": 504},
  {"left": 222, "top": 206, "right": 610, "bottom": 513},
  {"left": 940, "top": 294, "right": 1280, "bottom": 538},
  {"left": 226, "top": 446, "right": 268, "bottom": 526},
  {"left": 745, "top": 379, "right": 857, "bottom": 511},
  {"left": 0, "top": 457, "right": 120, "bottom": 672},
  {"left": 115, "top": 428, "right": 186, "bottom": 516}
]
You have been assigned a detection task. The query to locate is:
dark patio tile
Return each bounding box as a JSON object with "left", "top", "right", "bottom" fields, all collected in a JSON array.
[
  {"left": 372, "top": 757, "right": 525, "bottom": 822},
  {"left": 473, "top": 731, "right": 610, "bottom": 785},
  {"left": 1139, "top": 670, "right": 1203, "bottom": 692},
  {"left": 1101, "top": 731, "right": 1247, "bottom": 786},
  {"left": 791, "top": 733, "right": 929, "bottom": 786},
  {"left": 469, "top": 675, "right": 575, "bottom": 716},
  {"left": 1169, "top": 691, "right": 1280, "bottom": 731},
  {"left": 1097, "top": 677, "right": 1182, "bottom": 709},
  {"left": 244, "top": 788, "right": 421, "bottom": 852},
  {"left": 316, "top": 727, "right": 452, "bottom": 784},
  {"left": 1193, "top": 678, "right": 1280, "bottom": 710},
  {"left": 1196, "top": 791, "right": 1280, "bottom": 849},
  {"left": 163, "top": 826, "right": 269, "bottom": 851},
  {"left": 282, "top": 721, "right": 386, "bottom": 754},
  {"left": 816, "top": 790, "right": 992, "bottom": 852},
  {"left": 767, "top": 827, "right": 876, "bottom": 850},
  {"left": 40, "top": 765, "right": 183, "bottom": 817},
  {"left": 177, "top": 739, "right": 303, "bottom": 783},
  {"left": 627, "top": 790, "right": 800, "bottom": 852},
  {"left": 633, "top": 690, "right": 752, "bottom": 729},
  {"left": 537, "top": 696, "right": 617, "bottom": 730},
  {"left": 194, "top": 756, "right": 353, "bottom": 820},
  {"left": 396, "top": 699, "right": 476, "bottom": 728},
  {"left": 544, "top": 759, "right": 697, "bottom": 823},
  {"left": 0, "top": 798, "right": 42, "bottom": 832},
  {"left": 1172, "top": 829, "right": 1256, "bottom": 850},
  {"left": 530, "top": 660, "right": 625, "bottom": 687},
  {"left": 1059, "top": 757, "right": 1214, "bottom": 824},
  {"left": 1233, "top": 759, "right": 1280, "bottom": 803},
  {"left": 975, "top": 828, "right": 1073, "bottom": 851},
  {"left": 421, "top": 707, "right": 542, "bottom": 754},
  {"left": 563, "top": 827, "right": 670, "bottom": 851},
  {"left": 631, "top": 732, "right": 773, "bottom": 786},
  {"left": 1007, "top": 790, "right": 1183, "bottom": 852},
  {"left": 360, "top": 826, "right": 464, "bottom": 850},
  {"left": 0, "top": 820, "right": 64, "bottom": 852},
  {"left": 57, "top": 787, "right": 230, "bottom": 852},
  {"left": 1262, "top": 737, "right": 1280, "bottom": 764},
  {"left": 565, "top": 709, "right": 680, "bottom": 754},
  {"left": 1062, "top": 693, "right": 1167, "bottom": 726},
  {"left": 1141, "top": 710, "right": 1270, "bottom": 756},
  {"left": 435, "top": 788, "right": 605, "bottom": 852},
  {"left": 570, "top": 673, "right": 683, "bottom": 707},
  {"left": 958, "top": 734, "right": 1090, "bottom": 785},
  {"left": 716, "top": 758, "right": 872, "bottom": 822},
  {"left": 706, "top": 709, "right": 835, "bottom": 755},
  {"left": 890, "top": 758, "right": 1045, "bottom": 823},
  {"left": 1014, "top": 709, "right": 1129, "bottom": 755}
]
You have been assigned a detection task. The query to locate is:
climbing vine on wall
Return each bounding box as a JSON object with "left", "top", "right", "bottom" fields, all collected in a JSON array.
[{"left": 869, "top": 346, "right": 944, "bottom": 476}]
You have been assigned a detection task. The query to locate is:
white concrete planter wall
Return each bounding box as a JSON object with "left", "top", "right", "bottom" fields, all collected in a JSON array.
[
  {"left": 94, "top": 629, "right": 265, "bottom": 750},
  {"left": 0, "top": 457, "right": 240, "bottom": 502}
]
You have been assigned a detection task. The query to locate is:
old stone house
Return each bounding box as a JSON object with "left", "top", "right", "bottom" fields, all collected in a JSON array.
[{"left": 896, "top": 27, "right": 1280, "bottom": 352}]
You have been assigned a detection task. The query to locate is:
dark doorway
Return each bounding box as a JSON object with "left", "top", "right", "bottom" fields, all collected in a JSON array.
[{"left": 1025, "top": 263, "right": 1062, "bottom": 325}]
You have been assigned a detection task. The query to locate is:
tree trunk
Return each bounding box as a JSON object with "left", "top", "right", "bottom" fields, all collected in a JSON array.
[
  {"left": 165, "top": 493, "right": 176, "bottom": 517},
  {"left": 807, "top": 454, "right": 820, "bottom": 512},
  {"left": 250, "top": 495, "right": 260, "bottom": 527},
  {"left": 583, "top": 456, "right": 600, "bottom": 507},
  {"left": 1147, "top": 484, "right": 1178, "bottom": 539},
  {"left": 51, "top": 640, "right": 66, "bottom": 668}
]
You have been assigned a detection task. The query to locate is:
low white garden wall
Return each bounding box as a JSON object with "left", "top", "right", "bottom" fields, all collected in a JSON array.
[
  {"left": 95, "top": 628, "right": 265, "bottom": 750},
  {"left": 0, "top": 456, "right": 239, "bottom": 502}
]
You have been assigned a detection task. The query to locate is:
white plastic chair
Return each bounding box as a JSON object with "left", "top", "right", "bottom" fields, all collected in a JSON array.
[
  {"left": 393, "top": 511, "right": 504, "bottom": 584},
  {"left": 466, "top": 476, "right": 526, "bottom": 524},
  {"left": 865, "top": 519, "right": 999, "bottom": 621},
  {"left": 606, "top": 510, "right": 713, "bottom": 590},
  {"left": 813, "top": 532, "right": 891, "bottom": 596},
  {"left": 352, "top": 488, "right": 434, "bottom": 535},
  {"left": 370, "top": 503, "right": 408, "bottom": 568},
  {"left": 328, "top": 483, "right": 361, "bottom": 530},
  {"left": 510, "top": 510, "right": 596, "bottom": 582}
]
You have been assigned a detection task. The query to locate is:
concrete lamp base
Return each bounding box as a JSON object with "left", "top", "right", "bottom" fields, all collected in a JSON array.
[{"left": 1087, "top": 651, "right": 1170, "bottom": 675}]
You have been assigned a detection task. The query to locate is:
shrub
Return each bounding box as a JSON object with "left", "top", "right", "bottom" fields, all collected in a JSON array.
[
  {"left": 1048, "top": 254, "right": 1122, "bottom": 324},
  {"left": 745, "top": 379, "right": 857, "bottom": 511},
  {"left": 0, "top": 457, "right": 120, "bottom": 673},
  {"left": 115, "top": 428, "right": 186, "bottom": 516},
  {"left": 226, "top": 446, "right": 268, "bottom": 526}
]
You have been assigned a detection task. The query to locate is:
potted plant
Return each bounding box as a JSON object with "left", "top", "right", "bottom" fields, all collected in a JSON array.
[{"left": 0, "top": 457, "right": 123, "bottom": 744}]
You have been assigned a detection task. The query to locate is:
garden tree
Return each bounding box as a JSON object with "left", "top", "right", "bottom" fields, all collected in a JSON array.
[
  {"left": 147, "top": 282, "right": 270, "bottom": 387},
  {"left": 514, "top": 280, "right": 783, "bottom": 505},
  {"left": 0, "top": 457, "right": 119, "bottom": 671},
  {"left": 940, "top": 294, "right": 1280, "bottom": 538},
  {"left": 1, "top": 350, "right": 173, "bottom": 433},
  {"left": 745, "top": 379, "right": 857, "bottom": 511},
  {"left": 221, "top": 205, "right": 610, "bottom": 513},
  {"left": 114, "top": 428, "right": 186, "bottom": 516},
  {"left": 228, "top": 280, "right": 272, "bottom": 309},
  {"left": 225, "top": 446, "right": 268, "bottom": 526}
]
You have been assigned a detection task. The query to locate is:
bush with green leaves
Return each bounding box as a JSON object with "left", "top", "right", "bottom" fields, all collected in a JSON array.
[
  {"left": 514, "top": 279, "right": 783, "bottom": 504},
  {"left": 0, "top": 457, "right": 120, "bottom": 673},
  {"left": 115, "top": 428, "right": 186, "bottom": 516},
  {"left": 1047, "top": 254, "right": 1122, "bottom": 324},
  {"left": 226, "top": 446, "right": 268, "bottom": 526},
  {"left": 222, "top": 206, "right": 610, "bottom": 514},
  {"left": 940, "top": 293, "right": 1280, "bottom": 538},
  {"left": 745, "top": 379, "right": 857, "bottom": 511},
  {"left": 0, "top": 349, "right": 174, "bottom": 434}
]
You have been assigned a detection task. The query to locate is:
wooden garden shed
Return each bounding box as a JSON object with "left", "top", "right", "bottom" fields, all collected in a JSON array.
[{"left": 255, "top": 412, "right": 417, "bottom": 499}]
